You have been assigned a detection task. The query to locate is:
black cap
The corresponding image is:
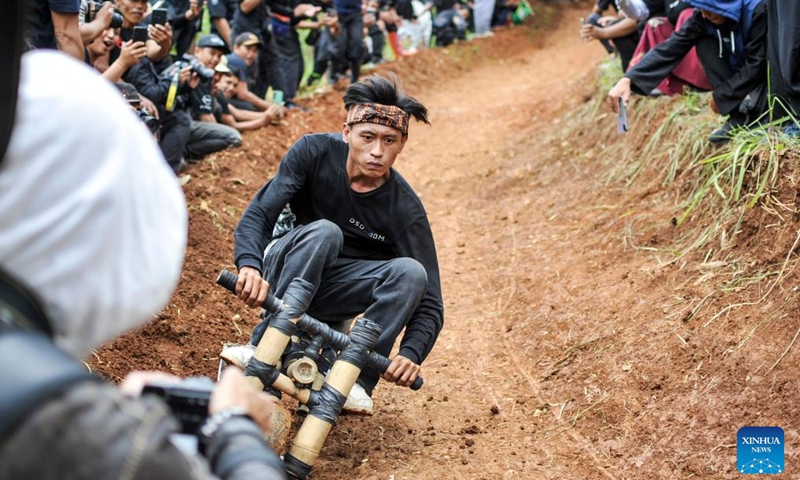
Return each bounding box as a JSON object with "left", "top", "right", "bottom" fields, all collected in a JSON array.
[
  {"left": 196, "top": 34, "right": 230, "bottom": 53},
  {"left": 233, "top": 31, "right": 262, "bottom": 47}
]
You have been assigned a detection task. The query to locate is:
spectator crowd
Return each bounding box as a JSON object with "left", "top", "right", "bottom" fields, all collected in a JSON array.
[
  {"left": 578, "top": 0, "right": 800, "bottom": 143},
  {"left": 27, "top": 0, "right": 532, "bottom": 174}
]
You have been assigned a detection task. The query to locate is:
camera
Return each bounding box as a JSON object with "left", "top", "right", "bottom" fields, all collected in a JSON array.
[
  {"left": 135, "top": 108, "right": 160, "bottom": 134},
  {"left": 84, "top": 0, "right": 125, "bottom": 29},
  {"left": 142, "top": 377, "right": 214, "bottom": 436},
  {"left": 162, "top": 53, "right": 216, "bottom": 81}
]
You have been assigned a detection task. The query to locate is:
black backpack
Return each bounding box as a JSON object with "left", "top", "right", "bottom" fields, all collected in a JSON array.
[{"left": 0, "top": 268, "right": 97, "bottom": 441}]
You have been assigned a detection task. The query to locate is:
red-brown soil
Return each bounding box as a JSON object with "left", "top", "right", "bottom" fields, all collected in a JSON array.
[{"left": 91, "top": 3, "right": 800, "bottom": 479}]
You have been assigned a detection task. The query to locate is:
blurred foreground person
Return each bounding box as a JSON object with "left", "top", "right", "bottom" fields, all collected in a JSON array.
[{"left": 0, "top": 13, "right": 286, "bottom": 476}]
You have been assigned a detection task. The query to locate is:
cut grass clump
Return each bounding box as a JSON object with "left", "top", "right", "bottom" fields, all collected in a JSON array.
[{"left": 571, "top": 61, "right": 800, "bottom": 261}]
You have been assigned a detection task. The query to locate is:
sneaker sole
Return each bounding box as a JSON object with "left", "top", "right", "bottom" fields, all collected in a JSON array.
[{"left": 342, "top": 405, "right": 374, "bottom": 416}]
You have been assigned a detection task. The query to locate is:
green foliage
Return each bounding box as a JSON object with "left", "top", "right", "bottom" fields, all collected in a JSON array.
[
  {"left": 595, "top": 57, "right": 623, "bottom": 95},
  {"left": 677, "top": 93, "right": 800, "bottom": 227}
]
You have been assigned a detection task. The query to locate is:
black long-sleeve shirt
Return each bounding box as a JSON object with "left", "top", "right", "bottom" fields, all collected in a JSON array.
[
  {"left": 124, "top": 59, "right": 172, "bottom": 106},
  {"left": 625, "top": 4, "right": 767, "bottom": 116},
  {"left": 234, "top": 133, "right": 444, "bottom": 365}
]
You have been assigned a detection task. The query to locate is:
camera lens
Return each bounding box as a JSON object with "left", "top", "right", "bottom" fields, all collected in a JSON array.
[
  {"left": 136, "top": 108, "right": 160, "bottom": 134},
  {"left": 193, "top": 63, "right": 215, "bottom": 80}
]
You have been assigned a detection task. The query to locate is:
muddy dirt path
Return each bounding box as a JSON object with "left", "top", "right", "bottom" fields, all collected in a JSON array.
[
  {"left": 94, "top": 3, "right": 800, "bottom": 478},
  {"left": 312, "top": 8, "right": 618, "bottom": 480}
]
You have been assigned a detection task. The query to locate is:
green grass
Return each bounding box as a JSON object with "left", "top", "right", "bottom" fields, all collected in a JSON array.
[{"left": 572, "top": 59, "right": 800, "bottom": 264}]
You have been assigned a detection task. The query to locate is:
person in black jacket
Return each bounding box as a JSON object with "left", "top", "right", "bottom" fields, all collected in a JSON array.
[
  {"left": 232, "top": 74, "right": 443, "bottom": 415},
  {"left": 263, "top": 0, "right": 320, "bottom": 109},
  {"left": 209, "top": 0, "right": 239, "bottom": 46},
  {"left": 161, "top": 0, "right": 203, "bottom": 57},
  {"left": 124, "top": 56, "right": 193, "bottom": 172},
  {"left": 608, "top": 0, "right": 768, "bottom": 143}
]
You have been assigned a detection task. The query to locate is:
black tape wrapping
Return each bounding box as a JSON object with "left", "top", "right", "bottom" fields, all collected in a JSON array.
[
  {"left": 215, "top": 272, "right": 425, "bottom": 390},
  {"left": 296, "top": 315, "right": 349, "bottom": 349},
  {"left": 268, "top": 314, "right": 297, "bottom": 337},
  {"left": 244, "top": 357, "right": 280, "bottom": 388},
  {"left": 281, "top": 278, "right": 315, "bottom": 317},
  {"left": 283, "top": 452, "right": 312, "bottom": 480},
  {"left": 265, "top": 278, "right": 315, "bottom": 337},
  {"left": 306, "top": 319, "right": 382, "bottom": 422},
  {"left": 337, "top": 318, "right": 381, "bottom": 371},
  {"left": 349, "top": 319, "right": 382, "bottom": 349},
  {"left": 307, "top": 383, "right": 348, "bottom": 424}
]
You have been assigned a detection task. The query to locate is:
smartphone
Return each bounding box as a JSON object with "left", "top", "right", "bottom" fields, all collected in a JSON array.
[
  {"left": 617, "top": 97, "right": 628, "bottom": 134},
  {"left": 272, "top": 90, "right": 284, "bottom": 106},
  {"left": 151, "top": 8, "right": 168, "bottom": 26},
  {"left": 132, "top": 25, "right": 149, "bottom": 44}
]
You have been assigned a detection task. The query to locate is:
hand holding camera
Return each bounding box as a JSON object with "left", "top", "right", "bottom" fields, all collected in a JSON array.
[
  {"left": 211, "top": 367, "right": 275, "bottom": 434},
  {"left": 85, "top": 0, "right": 124, "bottom": 29},
  {"left": 178, "top": 65, "right": 197, "bottom": 88},
  {"left": 132, "top": 368, "right": 275, "bottom": 438}
]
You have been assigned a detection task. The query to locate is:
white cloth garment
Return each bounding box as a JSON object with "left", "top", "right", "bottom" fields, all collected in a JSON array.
[
  {"left": 473, "top": 0, "right": 496, "bottom": 34},
  {"left": 0, "top": 51, "right": 188, "bottom": 359},
  {"left": 398, "top": 1, "right": 433, "bottom": 51},
  {"left": 617, "top": 0, "right": 651, "bottom": 21}
]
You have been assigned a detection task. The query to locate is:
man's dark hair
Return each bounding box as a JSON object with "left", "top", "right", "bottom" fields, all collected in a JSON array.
[{"left": 343, "top": 73, "right": 430, "bottom": 125}]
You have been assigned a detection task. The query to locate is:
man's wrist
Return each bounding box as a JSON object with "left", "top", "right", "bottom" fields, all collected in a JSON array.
[
  {"left": 200, "top": 407, "right": 252, "bottom": 448},
  {"left": 397, "top": 347, "right": 421, "bottom": 365}
]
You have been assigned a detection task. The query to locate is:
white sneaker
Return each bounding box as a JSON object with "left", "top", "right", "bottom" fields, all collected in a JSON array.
[
  {"left": 220, "top": 344, "right": 256, "bottom": 369},
  {"left": 342, "top": 383, "right": 373, "bottom": 416}
]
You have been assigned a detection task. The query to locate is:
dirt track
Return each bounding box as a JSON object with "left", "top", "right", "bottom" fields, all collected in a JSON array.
[{"left": 92, "top": 3, "right": 800, "bottom": 479}]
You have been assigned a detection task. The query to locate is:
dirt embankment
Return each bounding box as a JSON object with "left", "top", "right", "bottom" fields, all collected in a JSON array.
[{"left": 92, "top": 3, "right": 800, "bottom": 479}]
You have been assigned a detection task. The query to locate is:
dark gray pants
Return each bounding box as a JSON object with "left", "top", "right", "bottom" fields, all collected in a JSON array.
[
  {"left": 250, "top": 220, "right": 427, "bottom": 393},
  {"left": 338, "top": 13, "right": 364, "bottom": 83},
  {"left": 268, "top": 29, "right": 304, "bottom": 102},
  {"left": 185, "top": 121, "right": 242, "bottom": 159}
]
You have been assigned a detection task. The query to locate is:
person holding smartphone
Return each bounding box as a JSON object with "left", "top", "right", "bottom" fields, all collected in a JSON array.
[
  {"left": 608, "top": 0, "right": 768, "bottom": 144},
  {"left": 113, "top": 0, "right": 174, "bottom": 61},
  {"left": 85, "top": 26, "right": 147, "bottom": 82}
]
